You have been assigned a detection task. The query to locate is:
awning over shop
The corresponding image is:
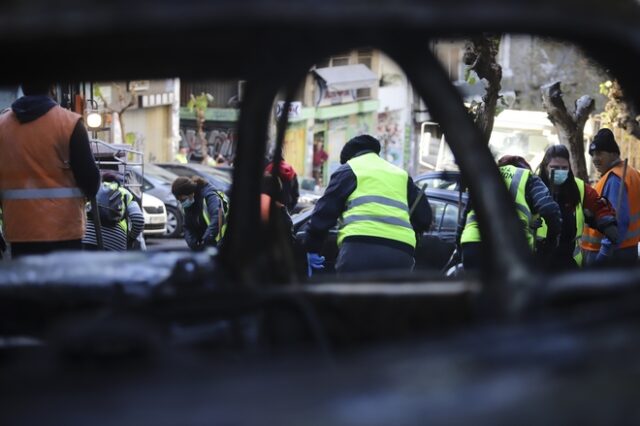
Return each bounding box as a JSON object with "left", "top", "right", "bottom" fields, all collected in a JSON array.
[{"left": 313, "top": 64, "right": 378, "bottom": 91}]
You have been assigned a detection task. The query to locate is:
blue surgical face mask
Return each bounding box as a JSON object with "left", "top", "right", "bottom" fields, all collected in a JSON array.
[
  {"left": 551, "top": 169, "right": 569, "bottom": 185},
  {"left": 181, "top": 198, "right": 195, "bottom": 209}
]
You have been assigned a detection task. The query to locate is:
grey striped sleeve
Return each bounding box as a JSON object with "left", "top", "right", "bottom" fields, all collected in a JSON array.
[
  {"left": 127, "top": 201, "right": 145, "bottom": 240},
  {"left": 526, "top": 174, "right": 562, "bottom": 234}
]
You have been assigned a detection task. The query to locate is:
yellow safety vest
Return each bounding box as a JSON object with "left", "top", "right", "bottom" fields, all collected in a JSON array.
[
  {"left": 202, "top": 190, "right": 229, "bottom": 244},
  {"left": 88, "top": 182, "right": 134, "bottom": 235},
  {"left": 337, "top": 153, "right": 415, "bottom": 248},
  {"left": 461, "top": 165, "right": 535, "bottom": 248},
  {"left": 536, "top": 177, "right": 585, "bottom": 266}
]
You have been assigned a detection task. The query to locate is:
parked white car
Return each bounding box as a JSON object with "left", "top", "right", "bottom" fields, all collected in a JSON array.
[{"left": 141, "top": 193, "right": 167, "bottom": 236}]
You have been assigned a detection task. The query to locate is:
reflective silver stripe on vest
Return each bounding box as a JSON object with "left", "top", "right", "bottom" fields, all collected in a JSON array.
[
  {"left": 341, "top": 215, "right": 413, "bottom": 230},
  {"left": 573, "top": 237, "right": 582, "bottom": 257},
  {"left": 584, "top": 227, "right": 640, "bottom": 245},
  {"left": 516, "top": 203, "right": 532, "bottom": 222},
  {"left": 582, "top": 234, "right": 602, "bottom": 244},
  {"left": 467, "top": 205, "right": 530, "bottom": 224},
  {"left": 625, "top": 227, "right": 640, "bottom": 240},
  {"left": 630, "top": 211, "right": 640, "bottom": 223},
  {"left": 508, "top": 168, "right": 532, "bottom": 222},
  {"left": 0, "top": 187, "right": 84, "bottom": 200},
  {"left": 347, "top": 195, "right": 408, "bottom": 211},
  {"left": 508, "top": 168, "right": 524, "bottom": 198}
]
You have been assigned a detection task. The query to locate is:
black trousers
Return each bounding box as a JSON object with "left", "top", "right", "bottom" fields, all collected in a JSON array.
[
  {"left": 461, "top": 242, "right": 482, "bottom": 272},
  {"left": 10, "top": 239, "right": 83, "bottom": 259},
  {"left": 336, "top": 241, "right": 415, "bottom": 275}
]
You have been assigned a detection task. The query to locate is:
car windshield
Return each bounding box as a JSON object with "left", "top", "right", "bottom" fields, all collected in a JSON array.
[
  {"left": 185, "top": 163, "right": 233, "bottom": 186},
  {"left": 144, "top": 163, "right": 180, "bottom": 184}
]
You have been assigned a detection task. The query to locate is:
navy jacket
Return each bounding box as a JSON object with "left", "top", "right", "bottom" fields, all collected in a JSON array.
[
  {"left": 183, "top": 183, "right": 224, "bottom": 250},
  {"left": 304, "top": 152, "right": 432, "bottom": 255}
]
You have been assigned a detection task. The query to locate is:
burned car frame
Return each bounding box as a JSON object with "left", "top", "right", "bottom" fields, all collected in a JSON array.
[{"left": 3, "top": 0, "right": 640, "bottom": 424}]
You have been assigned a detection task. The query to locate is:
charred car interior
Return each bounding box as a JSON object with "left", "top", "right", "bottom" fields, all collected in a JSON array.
[{"left": 3, "top": 0, "right": 640, "bottom": 424}]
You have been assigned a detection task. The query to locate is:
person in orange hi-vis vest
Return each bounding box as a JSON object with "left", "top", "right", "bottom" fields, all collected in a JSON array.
[
  {"left": 0, "top": 82, "right": 100, "bottom": 258},
  {"left": 582, "top": 128, "right": 640, "bottom": 266}
]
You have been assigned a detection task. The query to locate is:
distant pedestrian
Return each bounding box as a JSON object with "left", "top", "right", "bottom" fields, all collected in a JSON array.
[
  {"left": 172, "top": 176, "right": 229, "bottom": 250},
  {"left": 175, "top": 146, "right": 189, "bottom": 164},
  {"left": 313, "top": 140, "right": 329, "bottom": 186},
  {"left": 582, "top": 128, "right": 640, "bottom": 266},
  {"left": 265, "top": 159, "right": 299, "bottom": 213},
  {"left": 303, "top": 135, "right": 431, "bottom": 276},
  {"left": 0, "top": 81, "right": 100, "bottom": 258},
  {"left": 215, "top": 154, "right": 228, "bottom": 166}
]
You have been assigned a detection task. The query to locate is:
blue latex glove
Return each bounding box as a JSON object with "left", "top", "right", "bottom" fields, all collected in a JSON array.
[
  {"left": 307, "top": 252, "right": 325, "bottom": 277},
  {"left": 595, "top": 251, "right": 610, "bottom": 264}
]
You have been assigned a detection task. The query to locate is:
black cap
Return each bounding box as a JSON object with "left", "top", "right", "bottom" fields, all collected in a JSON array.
[
  {"left": 340, "top": 135, "right": 381, "bottom": 164},
  {"left": 589, "top": 128, "right": 620, "bottom": 156}
]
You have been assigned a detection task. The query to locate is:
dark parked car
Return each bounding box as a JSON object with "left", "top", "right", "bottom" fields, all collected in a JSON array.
[
  {"left": 293, "top": 188, "right": 468, "bottom": 274},
  {"left": 130, "top": 164, "right": 184, "bottom": 238},
  {"left": 413, "top": 170, "right": 462, "bottom": 192},
  {"left": 155, "top": 162, "right": 233, "bottom": 193},
  {"left": 294, "top": 177, "right": 324, "bottom": 214}
]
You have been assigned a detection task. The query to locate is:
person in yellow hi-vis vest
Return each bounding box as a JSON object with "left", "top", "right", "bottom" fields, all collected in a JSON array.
[
  {"left": 582, "top": 128, "right": 640, "bottom": 266},
  {"left": 460, "top": 155, "right": 562, "bottom": 272},
  {"left": 174, "top": 146, "right": 189, "bottom": 164},
  {"left": 303, "top": 135, "right": 431, "bottom": 276},
  {"left": 171, "top": 176, "right": 228, "bottom": 250}
]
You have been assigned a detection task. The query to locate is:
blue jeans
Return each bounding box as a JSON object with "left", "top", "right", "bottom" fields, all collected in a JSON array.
[{"left": 583, "top": 246, "right": 638, "bottom": 267}]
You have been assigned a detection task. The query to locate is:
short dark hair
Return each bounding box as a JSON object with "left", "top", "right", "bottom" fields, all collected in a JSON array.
[{"left": 21, "top": 82, "right": 52, "bottom": 96}]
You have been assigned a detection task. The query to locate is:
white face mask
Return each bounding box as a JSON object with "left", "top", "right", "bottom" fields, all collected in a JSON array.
[
  {"left": 551, "top": 169, "right": 569, "bottom": 185},
  {"left": 181, "top": 197, "right": 195, "bottom": 209}
]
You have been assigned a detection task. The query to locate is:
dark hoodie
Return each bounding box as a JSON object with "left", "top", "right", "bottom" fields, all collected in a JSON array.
[{"left": 10, "top": 96, "right": 100, "bottom": 198}]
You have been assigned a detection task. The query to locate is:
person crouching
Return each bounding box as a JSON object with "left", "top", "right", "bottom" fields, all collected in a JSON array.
[{"left": 171, "top": 176, "right": 228, "bottom": 250}]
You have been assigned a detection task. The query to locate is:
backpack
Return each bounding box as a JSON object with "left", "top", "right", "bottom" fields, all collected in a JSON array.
[{"left": 92, "top": 182, "right": 126, "bottom": 226}]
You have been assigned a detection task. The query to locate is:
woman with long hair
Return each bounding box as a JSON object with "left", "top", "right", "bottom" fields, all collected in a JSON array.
[
  {"left": 536, "top": 144, "right": 618, "bottom": 268},
  {"left": 171, "top": 176, "right": 229, "bottom": 250}
]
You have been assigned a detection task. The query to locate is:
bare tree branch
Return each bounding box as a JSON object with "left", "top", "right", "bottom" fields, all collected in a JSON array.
[
  {"left": 606, "top": 80, "right": 640, "bottom": 139},
  {"left": 463, "top": 34, "right": 502, "bottom": 144},
  {"left": 541, "top": 81, "right": 594, "bottom": 181}
]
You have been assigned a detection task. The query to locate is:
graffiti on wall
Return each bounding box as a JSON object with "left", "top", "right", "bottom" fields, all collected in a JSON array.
[
  {"left": 180, "top": 126, "right": 236, "bottom": 162},
  {"left": 377, "top": 110, "right": 404, "bottom": 167},
  {"left": 356, "top": 115, "right": 372, "bottom": 136}
]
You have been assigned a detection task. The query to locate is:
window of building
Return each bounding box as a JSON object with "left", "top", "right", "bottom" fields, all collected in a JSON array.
[{"left": 331, "top": 55, "right": 350, "bottom": 66}]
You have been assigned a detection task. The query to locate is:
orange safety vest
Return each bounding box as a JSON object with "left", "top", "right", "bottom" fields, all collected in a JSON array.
[
  {"left": 0, "top": 105, "right": 86, "bottom": 242},
  {"left": 582, "top": 162, "right": 640, "bottom": 251}
]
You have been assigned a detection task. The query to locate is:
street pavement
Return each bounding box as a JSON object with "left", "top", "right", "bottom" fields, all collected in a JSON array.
[{"left": 145, "top": 237, "right": 188, "bottom": 251}]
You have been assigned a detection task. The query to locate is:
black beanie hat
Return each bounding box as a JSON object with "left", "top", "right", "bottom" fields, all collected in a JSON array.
[
  {"left": 340, "top": 135, "right": 381, "bottom": 164},
  {"left": 589, "top": 128, "right": 620, "bottom": 156}
]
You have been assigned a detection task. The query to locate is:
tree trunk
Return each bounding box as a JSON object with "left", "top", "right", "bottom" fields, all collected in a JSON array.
[
  {"left": 196, "top": 109, "right": 208, "bottom": 159},
  {"left": 606, "top": 80, "right": 640, "bottom": 139},
  {"left": 463, "top": 35, "right": 502, "bottom": 145},
  {"left": 541, "top": 81, "right": 594, "bottom": 181}
]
